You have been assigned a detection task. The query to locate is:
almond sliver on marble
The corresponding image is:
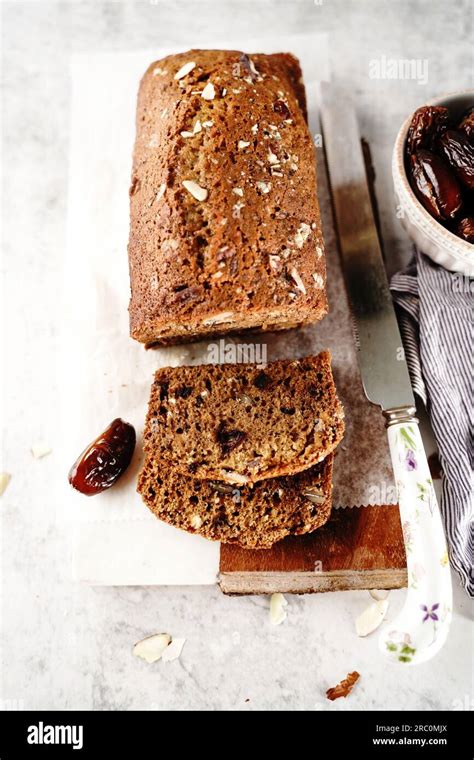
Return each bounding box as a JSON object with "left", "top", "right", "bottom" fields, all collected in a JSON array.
[{"left": 356, "top": 600, "right": 389, "bottom": 637}]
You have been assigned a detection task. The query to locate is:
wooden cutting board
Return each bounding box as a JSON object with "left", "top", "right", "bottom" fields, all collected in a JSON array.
[{"left": 219, "top": 505, "right": 407, "bottom": 594}]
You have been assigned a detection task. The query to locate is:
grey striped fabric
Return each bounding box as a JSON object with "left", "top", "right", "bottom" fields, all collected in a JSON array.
[{"left": 390, "top": 251, "right": 473, "bottom": 597}]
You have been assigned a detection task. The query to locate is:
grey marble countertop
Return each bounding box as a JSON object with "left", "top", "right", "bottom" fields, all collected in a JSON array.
[{"left": 2, "top": 0, "right": 472, "bottom": 711}]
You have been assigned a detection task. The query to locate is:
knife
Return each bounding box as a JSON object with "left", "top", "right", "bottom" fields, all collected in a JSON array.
[{"left": 320, "top": 86, "right": 452, "bottom": 665}]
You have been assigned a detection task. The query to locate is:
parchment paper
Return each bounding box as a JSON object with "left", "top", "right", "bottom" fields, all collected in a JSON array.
[{"left": 62, "top": 36, "right": 395, "bottom": 585}]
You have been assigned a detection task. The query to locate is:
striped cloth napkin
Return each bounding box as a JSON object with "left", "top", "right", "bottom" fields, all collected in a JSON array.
[{"left": 390, "top": 250, "right": 473, "bottom": 597}]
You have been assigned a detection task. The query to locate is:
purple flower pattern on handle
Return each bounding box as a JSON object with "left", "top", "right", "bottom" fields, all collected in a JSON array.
[
  {"left": 405, "top": 449, "right": 417, "bottom": 471},
  {"left": 420, "top": 603, "right": 439, "bottom": 622}
]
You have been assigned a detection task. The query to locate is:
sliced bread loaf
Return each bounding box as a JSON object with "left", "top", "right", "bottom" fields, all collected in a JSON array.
[
  {"left": 143, "top": 352, "right": 344, "bottom": 484},
  {"left": 138, "top": 454, "right": 334, "bottom": 549}
]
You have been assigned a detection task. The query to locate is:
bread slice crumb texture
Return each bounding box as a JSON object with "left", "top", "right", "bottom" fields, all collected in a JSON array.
[
  {"left": 138, "top": 453, "right": 334, "bottom": 549},
  {"left": 142, "top": 352, "right": 344, "bottom": 484}
]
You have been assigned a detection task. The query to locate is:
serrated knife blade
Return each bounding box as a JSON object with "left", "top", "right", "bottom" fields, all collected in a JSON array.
[{"left": 320, "top": 85, "right": 415, "bottom": 413}]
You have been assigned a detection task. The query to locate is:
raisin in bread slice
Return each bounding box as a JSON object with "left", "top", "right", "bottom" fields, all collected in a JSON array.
[
  {"left": 138, "top": 454, "right": 334, "bottom": 549},
  {"left": 128, "top": 49, "right": 327, "bottom": 346},
  {"left": 143, "top": 352, "right": 344, "bottom": 485}
]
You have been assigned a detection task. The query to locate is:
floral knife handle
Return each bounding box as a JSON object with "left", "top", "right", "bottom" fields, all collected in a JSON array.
[{"left": 378, "top": 410, "right": 452, "bottom": 664}]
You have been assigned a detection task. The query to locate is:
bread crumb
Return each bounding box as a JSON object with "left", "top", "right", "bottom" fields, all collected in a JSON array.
[{"left": 326, "top": 672, "right": 360, "bottom": 700}]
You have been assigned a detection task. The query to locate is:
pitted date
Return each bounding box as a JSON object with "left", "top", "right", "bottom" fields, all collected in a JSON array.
[
  {"left": 406, "top": 106, "right": 450, "bottom": 153},
  {"left": 68, "top": 418, "right": 136, "bottom": 496},
  {"left": 438, "top": 129, "right": 474, "bottom": 189},
  {"left": 273, "top": 100, "right": 291, "bottom": 119},
  {"left": 405, "top": 103, "right": 473, "bottom": 240},
  {"left": 456, "top": 217, "right": 474, "bottom": 243},
  {"left": 216, "top": 422, "right": 247, "bottom": 455},
  {"left": 459, "top": 106, "right": 474, "bottom": 140},
  {"left": 409, "top": 150, "right": 462, "bottom": 221}
]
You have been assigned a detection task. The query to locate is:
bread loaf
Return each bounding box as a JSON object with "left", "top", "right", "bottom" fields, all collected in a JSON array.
[{"left": 128, "top": 49, "right": 327, "bottom": 346}]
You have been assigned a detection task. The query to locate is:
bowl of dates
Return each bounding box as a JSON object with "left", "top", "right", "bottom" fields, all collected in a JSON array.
[{"left": 393, "top": 91, "right": 474, "bottom": 276}]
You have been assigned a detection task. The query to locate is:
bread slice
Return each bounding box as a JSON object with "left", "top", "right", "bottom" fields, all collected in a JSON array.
[
  {"left": 143, "top": 352, "right": 344, "bottom": 484},
  {"left": 128, "top": 49, "right": 327, "bottom": 346},
  {"left": 138, "top": 454, "right": 334, "bottom": 549}
]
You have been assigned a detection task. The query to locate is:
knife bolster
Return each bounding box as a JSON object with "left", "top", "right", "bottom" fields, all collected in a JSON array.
[{"left": 383, "top": 406, "right": 418, "bottom": 428}]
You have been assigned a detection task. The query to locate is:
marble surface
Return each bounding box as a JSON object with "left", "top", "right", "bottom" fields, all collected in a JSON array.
[{"left": 1, "top": 0, "right": 472, "bottom": 711}]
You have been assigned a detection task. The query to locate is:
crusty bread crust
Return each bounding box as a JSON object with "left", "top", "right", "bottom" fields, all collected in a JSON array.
[
  {"left": 138, "top": 454, "right": 334, "bottom": 549},
  {"left": 142, "top": 352, "right": 344, "bottom": 485},
  {"left": 128, "top": 49, "right": 327, "bottom": 345}
]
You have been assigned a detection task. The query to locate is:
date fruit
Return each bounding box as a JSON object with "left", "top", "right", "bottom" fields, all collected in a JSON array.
[
  {"left": 68, "top": 418, "right": 136, "bottom": 496},
  {"left": 216, "top": 422, "right": 247, "bottom": 455},
  {"left": 438, "top": 129, "right": 474, "bottom": 190},
  {"left": 239, "top": 52, "right": 259, "bottom": 82},
  {"left": 409, "top": 150, "right": 462, "bottom": 221},
  {"left": 405, "top": 102, "right": 474, "bottom": 242},
  {"left": 406, "top": 106, "right": 450, "bottom": 153},
  {"left": 456, "top": 217, "right": 474, "bottom": 243},
  {"left": 458, "top": 106, "right": 474, "bottom": 140},
  {"left": 273, "top": 100, "right": 291, "bottom": 119}
]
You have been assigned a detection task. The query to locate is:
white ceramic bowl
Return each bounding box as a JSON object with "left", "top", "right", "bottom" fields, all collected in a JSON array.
[{"left": 392, "top": 90, "right": 474, "bottom": 276}]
